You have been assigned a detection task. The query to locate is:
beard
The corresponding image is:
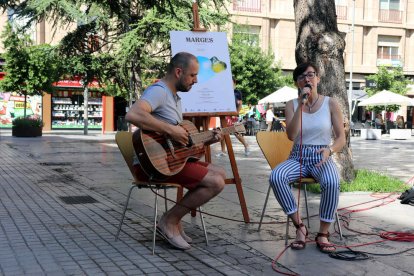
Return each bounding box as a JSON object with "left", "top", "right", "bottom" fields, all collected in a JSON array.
[
  {"left": 176, "top": 81, "right": 190, "bottom": 92},
  {"left": 176, "top": 75, "right": 193, "bottom": 92}
]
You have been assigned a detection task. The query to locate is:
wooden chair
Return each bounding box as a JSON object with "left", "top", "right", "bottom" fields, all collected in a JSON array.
[
  {"left": 256, "top": 131, "right": 343, "bottom": 245},
  {"left": 114, "top": 131, "right": 208, "bottom": 254}
]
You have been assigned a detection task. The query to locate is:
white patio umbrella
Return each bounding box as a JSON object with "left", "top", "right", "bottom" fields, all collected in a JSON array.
[
  {"left": 358, "top": 89, "right": 414, "bottom": 132},
  {"left": 358, "top": 90, "right": 414, "bottom": 106},
  {"left": 258, "top": 86, "right": 298, "bottom": 105}
]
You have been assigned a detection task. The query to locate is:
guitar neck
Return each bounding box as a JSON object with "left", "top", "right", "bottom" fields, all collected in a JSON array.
[{"left": 190, "top": 126, "right": 238, "bottom": 145}]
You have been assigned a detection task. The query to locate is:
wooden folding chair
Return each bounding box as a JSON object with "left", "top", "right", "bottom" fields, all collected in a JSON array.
[
  {"left": 256, "top": 131, "right": 343, "bottom": 245},
  {"left": 114, "top": 131, "right": 208, "bottom": 254}
]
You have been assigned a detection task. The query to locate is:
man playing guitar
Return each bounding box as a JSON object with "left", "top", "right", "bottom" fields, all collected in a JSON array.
[{"left": 125, "top": 52, "right": 225, "bottom": 250}]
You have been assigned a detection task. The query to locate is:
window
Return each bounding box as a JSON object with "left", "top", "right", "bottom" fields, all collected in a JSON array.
[
  {"left": 380, "top": 0, "right": 400, "bottom": 10},
  {"left": 379, "top": 0, "right": 402, "bottom": 23},
  {"left": 377, "top": 35, "right": 402, "bottom": 66},
  {"left": 233, "top": 0, "right": 261, "bottom": 12},
  {"left": 335, "top": 0, "right": 348, "bottom": 20},
  {"left": 233, "top": 24, "right": 260, "bottom": 46}
]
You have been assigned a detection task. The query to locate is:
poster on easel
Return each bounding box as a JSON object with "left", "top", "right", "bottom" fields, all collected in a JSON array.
[{"left": 170, "top": 31, "right": 236, "bottom": 115}]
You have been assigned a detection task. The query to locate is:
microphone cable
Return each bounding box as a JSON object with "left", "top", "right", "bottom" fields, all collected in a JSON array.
[{"left": 272, "top": 98, "right": 307, "bottom": 276}]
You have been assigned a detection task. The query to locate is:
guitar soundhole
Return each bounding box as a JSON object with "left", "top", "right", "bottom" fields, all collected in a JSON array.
[{"left": 186, "top": 137, "right": 194, "bottom": 147}]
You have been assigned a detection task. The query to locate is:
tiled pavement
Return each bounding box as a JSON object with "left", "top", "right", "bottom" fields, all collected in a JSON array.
[
  {"left": 0, "top": 141, "right": 274, "bottom": 275},
  {"left": 0, "top": 130, "right": 413, "bottom": 275}
]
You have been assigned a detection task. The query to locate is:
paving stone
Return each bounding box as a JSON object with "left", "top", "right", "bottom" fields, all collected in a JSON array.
[{"left": 1, "top": 133, "right": 413, "bottom": 276}]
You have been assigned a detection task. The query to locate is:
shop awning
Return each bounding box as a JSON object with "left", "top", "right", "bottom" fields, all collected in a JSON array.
[{"left": 53, "top": 76, "right": 101, "bottom": 89}]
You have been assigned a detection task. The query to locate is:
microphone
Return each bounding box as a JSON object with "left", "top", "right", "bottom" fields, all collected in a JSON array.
[{"left": 301, "top": 84, "right": 312, "bottom": 104}]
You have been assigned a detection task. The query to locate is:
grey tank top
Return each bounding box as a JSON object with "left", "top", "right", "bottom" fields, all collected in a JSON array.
[{"left": 292, "top": 96, "right": 332, "bottom": 145}]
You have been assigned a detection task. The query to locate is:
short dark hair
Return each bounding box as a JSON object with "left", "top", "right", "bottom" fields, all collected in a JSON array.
[
  {"left": 167, "top": 52, "right": 197, "bottom": 74},
  {"left": 293, "top": 62, "right": 319, "bottom": 82}
]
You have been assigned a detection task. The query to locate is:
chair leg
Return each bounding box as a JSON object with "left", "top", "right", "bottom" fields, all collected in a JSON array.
[
  {"left": 285, "top": 215, "right": 289, "bottom": 246},
  {"left": 199, "top": 206, "right": 209, "bottom": 246},
  {"left": 258, "top": 185, "right": 272, "bottom": 231},
  {"left": 303, "top": 185, "right": 310, "bottom": 229},
  {"left": 335, "top": 211, "right": 343, "bottom": 240},
  {"left": 115, "top": 184, "right": 137, "bottom": 241},
  {"left": 164, "top": 188, "right": 168, "bottom": 213},
  {"left": 152, "top": 188, "right": 159, "bottom": 255}
]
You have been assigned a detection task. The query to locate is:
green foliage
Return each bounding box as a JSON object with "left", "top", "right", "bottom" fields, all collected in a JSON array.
[
  {"left": 365, "top": 66, "right": 412, "bottom": 113},
  {"left": 0, "top": 23, "right": 31, "bottom": 94},
  {"left": 12, "top": 117, "right": 43, "bottom": 128},
  {"left": 229, "top": 39, "right": 294, "bottom": 104},
  {"left": 0, "top": 23, "right": 61, "bottom": 96},
  {"left": 111, "top": 1, "right": 230, "bottom": 98},
  {"left": 27, "top": 44, "right": 62, "bottom": 93},
  {"left": 306, "top": 169, "right": 408, "bottom": 193},
  {"left": 1, "top": 0, "right": 230, "bottom": 100}
]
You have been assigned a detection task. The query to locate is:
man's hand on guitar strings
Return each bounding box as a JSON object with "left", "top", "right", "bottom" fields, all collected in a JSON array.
[{"left": 170, "top": 125, "right": 189, "bottom": 146}]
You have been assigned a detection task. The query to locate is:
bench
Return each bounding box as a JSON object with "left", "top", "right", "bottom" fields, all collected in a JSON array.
[
  {"left": 360, "top": 129, "right": 382, "bottom": 140},
  {"left": 390, "top": 129, "right": 412, "bottom": 140}
]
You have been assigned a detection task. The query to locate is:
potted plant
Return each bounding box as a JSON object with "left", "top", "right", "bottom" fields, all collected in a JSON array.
[{"left": 12, "top": 117, "right": 43, "bottom": 137}]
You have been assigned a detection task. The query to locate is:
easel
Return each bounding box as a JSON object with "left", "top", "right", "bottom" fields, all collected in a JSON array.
[{"left": 179, "top": 2, "right": 250, "bottom": 223}]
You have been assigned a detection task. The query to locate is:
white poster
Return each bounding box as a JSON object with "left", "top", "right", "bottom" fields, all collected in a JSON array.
[{"left": 170, "top": 31, "right": 236, "bottom": 114}]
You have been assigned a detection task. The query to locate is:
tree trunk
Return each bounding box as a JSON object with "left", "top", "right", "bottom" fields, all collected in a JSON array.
[
  {"left": 24, "top": 93, "right": 27, "bottom": 118},
  {"left": 83, "top": 74, "right": 89, "bottom": 135},
  {"left": 294, "top": 0, "right": 355, "bottom": 182}
]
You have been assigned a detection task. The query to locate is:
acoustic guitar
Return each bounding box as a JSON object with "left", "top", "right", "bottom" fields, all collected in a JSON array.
[{"left": 133, "top": 120, "right": 246, "bottom": 180}]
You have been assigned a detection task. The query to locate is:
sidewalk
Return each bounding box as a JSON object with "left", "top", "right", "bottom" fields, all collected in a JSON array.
[{"left": 0, "top": 130, "right": 413, "bottom": 275}]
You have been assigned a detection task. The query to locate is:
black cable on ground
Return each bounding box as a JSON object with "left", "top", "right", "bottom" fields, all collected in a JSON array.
[
  {"left": 329, "top": 246, "right": 414, "bottom": 261},
  {"left": 329, "top": 250, "right": 370, "bottom": 261}
]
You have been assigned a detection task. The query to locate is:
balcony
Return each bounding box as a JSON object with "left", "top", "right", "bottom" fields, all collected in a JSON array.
[
  {"left": 379, "top": 9, "right": 403, "bottom": 23},
  {"left": 336, "top": 5, "right": 347, "bottom": 20},
  {"left": 377, "top": 55, "right": 403, "bottom": 67},
  {"left": 233, "top": 0, "right": 261, "bottom": 13}
]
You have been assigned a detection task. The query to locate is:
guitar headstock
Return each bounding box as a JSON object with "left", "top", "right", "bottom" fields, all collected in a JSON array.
[{"left": 234, "top": 123, "right": 246, "bottom": 134}]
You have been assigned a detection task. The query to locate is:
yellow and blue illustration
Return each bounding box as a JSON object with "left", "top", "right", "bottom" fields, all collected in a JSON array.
[{"left": 196, "top": 56, "right": 227, "bottom": 83}]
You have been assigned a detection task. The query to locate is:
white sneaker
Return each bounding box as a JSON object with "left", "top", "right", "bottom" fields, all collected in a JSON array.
[
  {"left": 216, "top": 152, "right": 228, "bottom": 157},
  {"left": 244, "top": 148, "right": 251, "bottom": 156}
]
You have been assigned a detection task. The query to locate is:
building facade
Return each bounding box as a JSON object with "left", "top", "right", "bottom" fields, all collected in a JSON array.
[{"left": 231, "top": 0, "right": 414, "bottom": 87}]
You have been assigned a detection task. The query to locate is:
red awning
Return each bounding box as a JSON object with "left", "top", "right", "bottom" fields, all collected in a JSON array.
[
  {"left": 0, "top": 72, "right": 101, "bottom": 89},
  {"left": 53, "top": 76, "right": 101, "bottom": 89}
]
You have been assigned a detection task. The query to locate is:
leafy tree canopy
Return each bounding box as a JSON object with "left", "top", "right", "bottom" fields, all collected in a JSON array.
[
  {"left": 0, "top": 0, "right": 230, "bottom": 100},
  {"left": 0, "top": 23, "right": 61, "bottom": 96},
  {"left": 365, "top": 66, "right": 412, "bottom": 112},
  {"left": 229, "top": 37, "right": 293, "bottom": 105}
]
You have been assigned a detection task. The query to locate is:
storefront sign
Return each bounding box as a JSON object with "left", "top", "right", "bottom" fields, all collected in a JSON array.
[{"left": 0, "top": 92, "right": 42, "bottom": 126}]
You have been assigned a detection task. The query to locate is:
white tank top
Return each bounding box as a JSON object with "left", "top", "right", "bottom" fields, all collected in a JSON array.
[{"left": 293, "top": 96, "right": 332, "bottom": 145}]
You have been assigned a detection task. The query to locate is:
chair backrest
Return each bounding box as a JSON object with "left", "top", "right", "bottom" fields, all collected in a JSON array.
[
  {"left": 115, "top": 131, "right": 139, "bottom": 182},
  {"left": 256, "top": 131, "right": 293, "bottom": 169}
]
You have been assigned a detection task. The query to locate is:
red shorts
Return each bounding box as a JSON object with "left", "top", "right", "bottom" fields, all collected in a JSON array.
[
  {"left": 225, "top": 116, "right": 238, "bottom": 126},
  {"left": 133, "top": 161, "right": 209, "bottom": 190}
]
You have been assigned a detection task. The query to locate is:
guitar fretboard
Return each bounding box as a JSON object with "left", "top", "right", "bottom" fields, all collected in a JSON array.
[{"left": 190, "top": 126, "right": 238, "bottom": 145}]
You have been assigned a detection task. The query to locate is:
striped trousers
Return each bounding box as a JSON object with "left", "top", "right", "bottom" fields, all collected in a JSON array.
[{"left": 269, "top": 144, "right": 340, "bottom": 223}]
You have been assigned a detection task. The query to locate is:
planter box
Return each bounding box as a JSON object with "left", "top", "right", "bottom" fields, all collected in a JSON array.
[
  {"left": 390, "top": 129, "right": 412, "bottom": 140},
  {"left": 360, "top": 129, "right": 382, "bottom": 140},
  {"left": 12, "top": 126, "right": 42, "bottom": 137}
]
